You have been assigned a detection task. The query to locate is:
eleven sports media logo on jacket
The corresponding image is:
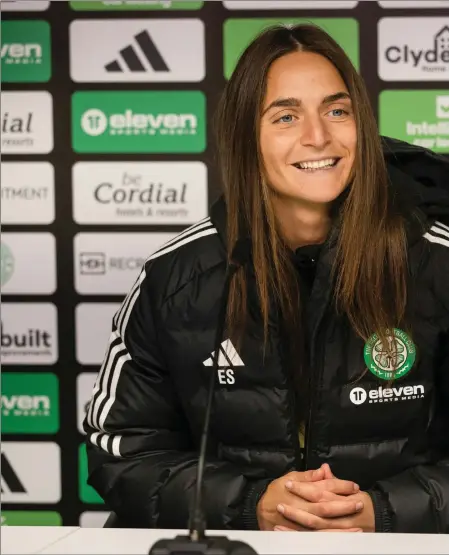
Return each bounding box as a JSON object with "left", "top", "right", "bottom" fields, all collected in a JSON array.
[
  {"left": 0, "top": 20, "right": 51, "bottom": 83},
  {"left": 72, "top": 91, "right": 206, "bottom": 153},
  {"left": 380, "top": 91, "right": 449, "bottom": 153}
]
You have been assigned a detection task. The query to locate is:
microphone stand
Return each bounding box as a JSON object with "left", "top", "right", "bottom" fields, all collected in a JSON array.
[{"left": 149, "top": 242, "right": 257, "bottom": 555}]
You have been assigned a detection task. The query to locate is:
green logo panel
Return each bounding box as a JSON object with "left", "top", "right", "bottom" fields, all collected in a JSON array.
[
  {"left": 1, "top": 511, "right": 62, "bottom": 526},
  {"left": 223, "top": 19, "right": 359, "bottom": 79},
  {"left": 1, "top": 373, "right": 59, "bottom": 434},
  {"left": 379, "top": 90, "right": 449, "bottom": 154},
  {"left": 1, "top": 241, "right": 15, "bottom": 287},
  {"left": 79, "top": 444, "right": 105, "bottom": 504},
  {"left": 72, "top": 91, "right": 206, "bottom": 153},
  {"left": 1, "top": 20, "right": 51, "bottom": 83},
  {"left": 69, "top": 1, "right": 203, "bottom": 10}
]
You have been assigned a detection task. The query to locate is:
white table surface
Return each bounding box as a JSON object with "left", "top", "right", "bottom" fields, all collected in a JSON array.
[
  {"left": 1, "top": 526, "right": 79, "bottom": 555},
  {"left": 2, "top": 527, "right": 449, "bottom": 555}
]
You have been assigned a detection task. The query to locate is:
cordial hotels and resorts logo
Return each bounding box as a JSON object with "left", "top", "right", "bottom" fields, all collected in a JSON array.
[
  {"left": 1, "top": 20, "right": 51, "bottom": 82},
  {"left": 69, "top": 20, "right": 205, "bottom": 82},
  {"left": 69, "top": 1, "right": 204, "bottom": 10},
  {"left": 379, "top": 18, "right": 449, "bottom": 81},
  {"left": 223, "top": 18, "right": 359, "bottom": 79},
  {"left": 380, "top": 91, "right": 449, "bottom": 153},
  {"left": 1, "top": 373, "right": 59, "bottom": 434},
  {"left": 1, "top": 91, "right": 53, "bottom": 154},
  {"left": 72, "top": 162, "right": 208, "bottom": 224},
  {"left": 1, "top": 241, "right": 15, "bottom": 286},
  {"left": 72, "top": 91, "right": 205, "bottom": 153},
  {"left": 0, "top": 303, "right": 58, "bottom": 365},
  {"left": 364, "top": 328, "right": 416, "bottom": 381}
]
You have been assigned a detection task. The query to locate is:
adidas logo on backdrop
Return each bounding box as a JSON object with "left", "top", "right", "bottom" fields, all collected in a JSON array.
[{"left": 105, "top": 30, "right": 169, "bottom": 73}]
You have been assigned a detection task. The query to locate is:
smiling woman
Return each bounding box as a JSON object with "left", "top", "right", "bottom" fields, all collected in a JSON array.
[{"left": 84, "top": 23, "right": 449, "bottom": 536}]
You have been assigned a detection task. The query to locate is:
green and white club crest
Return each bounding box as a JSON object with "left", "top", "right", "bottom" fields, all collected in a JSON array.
[{"left": 364, "top": 328, "right": 416, "bottom": 381}]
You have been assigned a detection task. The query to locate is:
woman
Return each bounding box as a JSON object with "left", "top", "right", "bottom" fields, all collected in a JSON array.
[{"left": 84, "top": 24, "right": 449, "bottom": 533}]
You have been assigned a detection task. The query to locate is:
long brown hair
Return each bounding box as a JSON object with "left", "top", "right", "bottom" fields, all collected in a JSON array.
[{"left": 214, "top": 24, "right": 408, "bottom": 373}]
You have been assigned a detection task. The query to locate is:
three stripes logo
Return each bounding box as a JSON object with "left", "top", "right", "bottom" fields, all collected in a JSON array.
[
  {"left": 423, "top": 220, "right": 449, "bottom": 248},
  {"left": 0, "top": 452, "right": 26, "bottom": 495},
  {"left": 105, "top": 30, "right": 169, "bottom": 73},
  {"left": 203, "top": 339, "right": 244, "bottom": 385}
]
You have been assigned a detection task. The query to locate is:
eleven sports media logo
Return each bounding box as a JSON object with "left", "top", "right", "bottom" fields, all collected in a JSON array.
[
  {"left": 349, "top": 328, "right": 423, "bottom": 406},
  {"left": 0, "top": 20, "right": 51, "bottom": 83},
  {"left": 1, "top": 373, "right": 59, "bottom": 434},
  {"left": 72, "top": 91, "right": 205, "bottom": 153}
]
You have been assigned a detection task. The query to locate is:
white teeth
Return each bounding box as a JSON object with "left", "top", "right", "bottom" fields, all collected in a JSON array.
[{"left": 298, "top": 158, "right": 337, "bottom": 169}]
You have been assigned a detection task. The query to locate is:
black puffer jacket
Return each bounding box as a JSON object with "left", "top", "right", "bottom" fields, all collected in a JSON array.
[{"left": 84, "top": 137, "right": 449, "bottom": 533}]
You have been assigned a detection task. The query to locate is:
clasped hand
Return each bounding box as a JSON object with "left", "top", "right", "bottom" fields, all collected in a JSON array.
[{"left": 256, "top": 464, "right": 375, "bottom": 533}]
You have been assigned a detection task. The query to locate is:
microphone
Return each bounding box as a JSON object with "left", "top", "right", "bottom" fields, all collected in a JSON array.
[{"left": 149, "top": 238, "right": 257, "bottom": 555}]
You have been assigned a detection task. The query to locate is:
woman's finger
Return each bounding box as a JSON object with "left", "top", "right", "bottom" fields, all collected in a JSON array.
[
  {"left": 274, "top": 525, "right": 363, "bottom": 533},
  {"left": 320, "top": 478, "right": 360, "bottom": 495},
  {"left": 277, "top": 503, "right": 358, "bottom": 530},
  {"left": 316, "top": 528, "right": 363, "bottom": 533},
  {"left": 321, "top": 463, "right": 335, "bottom": 480},
  {"left": 286, "top": 480, "right": 358, "bottom": 501}
]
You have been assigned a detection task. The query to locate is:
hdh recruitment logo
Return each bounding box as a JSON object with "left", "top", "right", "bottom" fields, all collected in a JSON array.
[
  {"left": 72, "top": 91, "right": 206, "bottom": 153},
  {"left": 380, "top": 91, "right": 449, "bottom": 153},
  {"left": 1, "top": 20, "right": 51, "bottom": 82}
]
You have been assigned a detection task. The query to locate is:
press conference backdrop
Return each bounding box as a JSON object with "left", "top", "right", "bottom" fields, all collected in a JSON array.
[{"left": 1, "top": 0, "right": 448, "bottom": 528}]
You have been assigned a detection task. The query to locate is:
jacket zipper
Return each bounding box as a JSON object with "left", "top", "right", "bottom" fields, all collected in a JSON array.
[{"left": 303, "top": 322, "right": 325, "bottom": 470}]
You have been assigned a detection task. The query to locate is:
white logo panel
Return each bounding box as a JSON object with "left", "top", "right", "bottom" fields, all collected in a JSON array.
[
  {"left": 379, "top": 1, "right": 449, "bottom": 8},
  {"left": 72, "top": 161, "right": 208, "bottom": 225},
  {"left": 224, "top": 1, "right": 358, "bottom": 7},
  {"left": 378, "top": 18, "right": 449, "bottom": 81},
  {"left": 1, "top": 442, "right": 61, "bottom": 503},
  {"left": 70, "top": 19, "right": 205, "bottom": 82},
  {"left": 74, "top": 232, "right": 176, "bottom": 294},
  {"left": 1, "top": 162, "right": 55, "bottom": 224},
  {"left": 1, "top": 233, "right": 56, "bottom": 294},
  {"left": 0, "top": 1, "right": 50, "bottom": 10},
  {"left": 1, "top": 303, "right": 58, "bottom": 366},
  {"left": 79, "top": 511, "right": 110, "bottom": 528},
  {"left": 77, "top": 373, "right": 98, "bottom": 434},
  {"left": 1, "top": 92, "right": 53, "bottom": 154},
  {"left": 75, "top": 303, "right": 120, "bottom": 365}
]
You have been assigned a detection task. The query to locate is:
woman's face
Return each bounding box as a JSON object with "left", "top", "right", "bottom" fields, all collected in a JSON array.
[{"left": 259, "top": 51, "right": 357, "bottom": 206}]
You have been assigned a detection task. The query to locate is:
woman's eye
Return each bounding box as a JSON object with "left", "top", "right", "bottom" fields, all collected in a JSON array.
[
  {"left": 277, "top": 114, "right": 294, "bottom": 123},
  {"left": 330, "top": 109, "right": 347, "bottom": 117}
]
